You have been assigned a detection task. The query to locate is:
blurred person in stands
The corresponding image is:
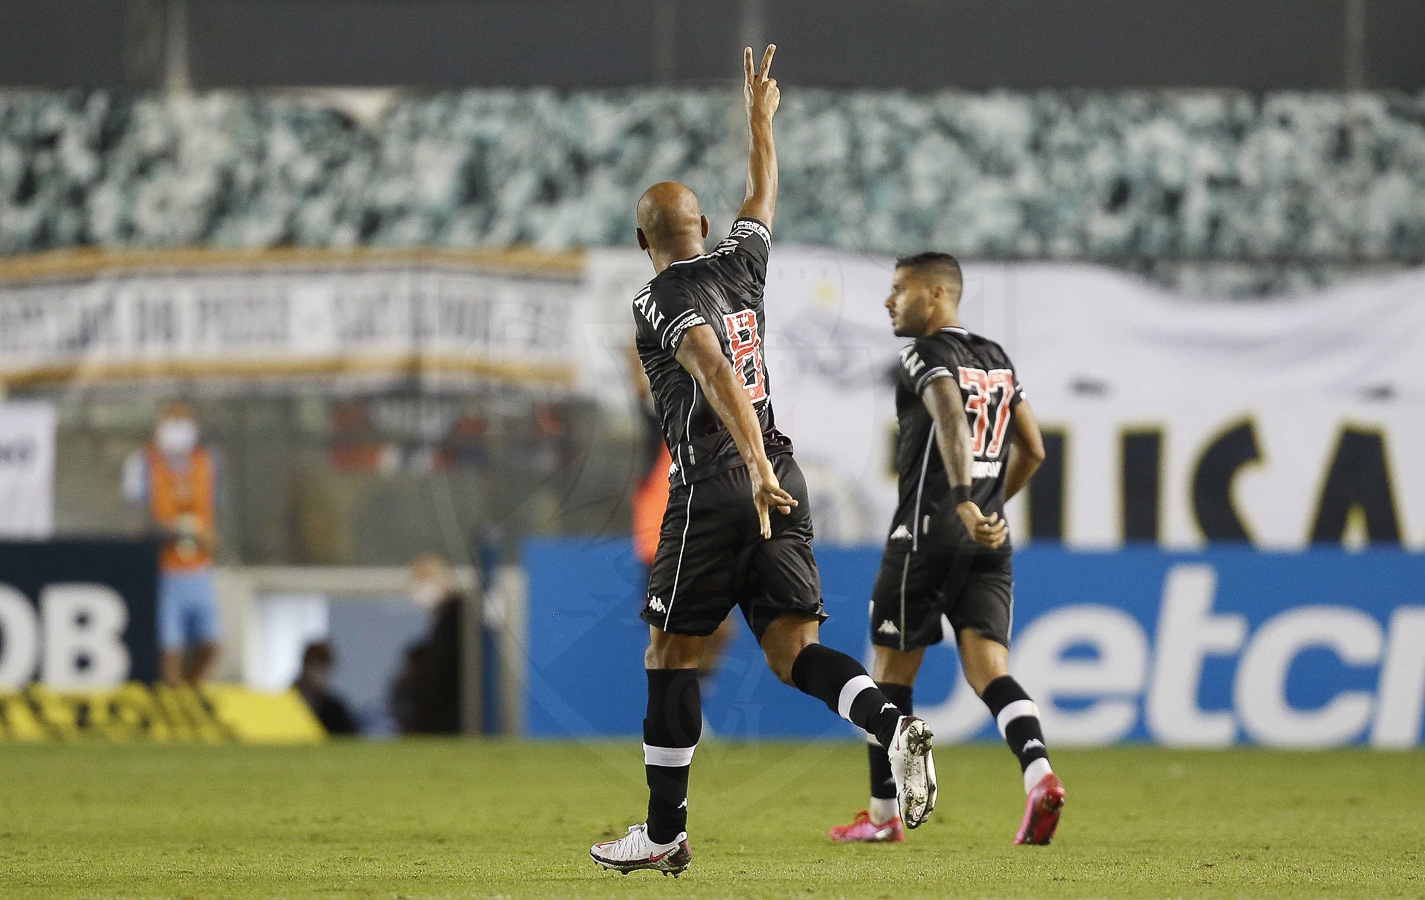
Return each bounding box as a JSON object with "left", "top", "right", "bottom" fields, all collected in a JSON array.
[
  {"left": 388, "top": 642, "right": 427, "bottom": 734},
  {"left": 627, "top": 344, "right": 736, "bottom": 682},
  {"left": 293, "top": 641, "right": 358, "bottom": 735},
  {"left": 392, "top": 554, "right": 463, "bottom": 734},
  {"left": 123, "top": 401, "right": 222, "bottom": 686}
]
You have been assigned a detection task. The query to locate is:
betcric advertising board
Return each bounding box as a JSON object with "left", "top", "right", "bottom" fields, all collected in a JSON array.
[
  {"left": 525, "top": 541, "right": 1425, "bottom": 748},
  {"left": 920, "top": 549, "right": 1424, "bottom": 748}
]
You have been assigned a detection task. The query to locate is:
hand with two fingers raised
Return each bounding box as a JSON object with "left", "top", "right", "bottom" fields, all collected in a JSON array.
[{"left": 744, "top": 44, "right": 780, "bottom": 123}]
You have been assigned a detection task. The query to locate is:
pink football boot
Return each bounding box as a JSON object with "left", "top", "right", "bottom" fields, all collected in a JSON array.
[
  {"left": 829, "top": 810, "right": 905, "bottom": 843},
  {"left": 1014, "top": 772, "right": 1066, "bottom": 845}
]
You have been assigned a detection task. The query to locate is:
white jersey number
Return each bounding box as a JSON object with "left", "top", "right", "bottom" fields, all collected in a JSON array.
[
  {"left": 724, "top": 310, "right": 768, "bottom": 403},
  {"left": 958, "top": 367, "right": 1015, "bottom": 458}
]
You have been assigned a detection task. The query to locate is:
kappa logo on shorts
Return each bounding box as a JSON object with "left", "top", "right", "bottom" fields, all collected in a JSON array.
[
  {"left": 877, "top": 620, "right": 900, "bottom": 636},
  {"left": 647, "top": 596, "right": 667, "bottom": 613},
  {"left": 889, "top": 524, "right": 912, "bottom": 542}
]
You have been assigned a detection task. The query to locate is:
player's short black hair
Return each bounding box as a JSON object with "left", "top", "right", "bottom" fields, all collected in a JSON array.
[{"left": 895, "top": 252, "right": 963, "bottom": 296}]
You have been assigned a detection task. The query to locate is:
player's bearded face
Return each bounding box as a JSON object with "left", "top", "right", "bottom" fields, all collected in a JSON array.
[{"left": 886, "top": 269, "right": 930, "bottom": 337}]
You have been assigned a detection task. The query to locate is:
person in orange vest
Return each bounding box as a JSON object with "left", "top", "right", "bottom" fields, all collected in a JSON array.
[{"left": 122, "top": 401, "right": 221, "bottom": 686}]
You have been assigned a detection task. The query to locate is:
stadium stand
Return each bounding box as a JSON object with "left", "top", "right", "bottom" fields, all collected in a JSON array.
[{"left": 3, "top": 90, "right": 1424, "bottom": 293}]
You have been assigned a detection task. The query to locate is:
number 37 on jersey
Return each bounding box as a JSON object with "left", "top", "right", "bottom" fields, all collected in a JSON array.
[{"left": 957, "top": 366, "right": 1015, "bottom": 459}]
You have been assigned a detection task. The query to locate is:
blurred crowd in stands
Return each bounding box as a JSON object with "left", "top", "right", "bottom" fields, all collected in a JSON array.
[{"left": 2, "top": 91, "right": 1423, "bottom": 295}]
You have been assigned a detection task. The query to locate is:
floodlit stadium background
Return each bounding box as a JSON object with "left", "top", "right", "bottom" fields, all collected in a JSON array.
[{"left": 1, "top": 0, "right": 1423, "bottom": 753}]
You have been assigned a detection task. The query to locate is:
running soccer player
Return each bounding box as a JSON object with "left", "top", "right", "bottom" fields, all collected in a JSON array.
[
  {"left": 590, "top": 46, "right": 936, "bottom": 877},
  {"left": 828, "top": 253, "right": 1066, "bottom": 846}
]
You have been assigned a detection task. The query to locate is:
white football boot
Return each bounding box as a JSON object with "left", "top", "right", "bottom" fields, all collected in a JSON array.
[
  {"left": 886, "top": 716, "right": 937, "bottom": 828},
  {"left": 590, "top": 823, "right": 691, "bottom": 876}
]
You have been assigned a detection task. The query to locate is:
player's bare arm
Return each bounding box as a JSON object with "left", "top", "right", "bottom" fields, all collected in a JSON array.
[
  {"left": 923, "top": 377, "right": 1008, "bottom": 549},
  {"left": 1003, "top": 397, "right": 1046, "bottom": 501},
  {"left": 736, "top": 45, "right": 779, "bottom": 228},
  {"left": 675, "top": 323, "right": 797, "bottom": 538}
]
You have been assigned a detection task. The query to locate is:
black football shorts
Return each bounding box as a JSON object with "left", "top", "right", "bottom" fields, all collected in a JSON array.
[
  {"left": 868, "top": 546, "right": 1013, "bottom": 651},
  {"left": 641, "top": 453, "right": 827, "bottom": 640}
]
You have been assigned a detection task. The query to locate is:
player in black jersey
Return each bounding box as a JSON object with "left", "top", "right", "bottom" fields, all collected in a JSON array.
[
  {"left": 590, "top": 46, "right": 936, "bottom": 877},
  {"left": 828, "top": 252, "right": 1067, "bottom": 847}
]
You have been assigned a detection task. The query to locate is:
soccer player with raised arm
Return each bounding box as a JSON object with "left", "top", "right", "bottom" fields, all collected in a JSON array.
[
  {"left": 828, "top": 253, "right": 1066, "bottom": 846},
  {"left": 590, "top": 47, "right": 936, "bottom": 877}
]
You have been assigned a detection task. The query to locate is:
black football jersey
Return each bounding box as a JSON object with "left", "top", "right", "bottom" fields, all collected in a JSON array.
[
  {"left": 633, "top": 217, "right": 793, "bottom": 485},
  {"left": 888, "top": 326, "right": 1025, "bottom": 552}
]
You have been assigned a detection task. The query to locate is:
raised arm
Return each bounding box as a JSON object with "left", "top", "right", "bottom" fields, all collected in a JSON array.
[
  {"left": 1003, "top": 398, "right": 1046, "bottom": 501},
  {"left": 675, "top": 324, "right": 796, "bottom": 537},
  {"left": 923, "top": 378, "right": 1009, "bottom": 549},
  {"left": 736, "top": 45, "right": 779, "bottom": 229}
]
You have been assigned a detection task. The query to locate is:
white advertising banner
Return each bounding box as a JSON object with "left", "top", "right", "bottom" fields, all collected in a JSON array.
[
  {"left": 3, "top": 246, "right": 1422, "bottom": 551},
  {"left": 0, "top": 403, "right": 56, "bottom": 537},
  {"left": 966, "top": 261, "right": 1425, "bottom": 551},
  {"left": 0, "top": 249, "right": 584, "bottom": 392},
  {"left": 583, "top": 248, "right": 1425, "bottom": 550}
]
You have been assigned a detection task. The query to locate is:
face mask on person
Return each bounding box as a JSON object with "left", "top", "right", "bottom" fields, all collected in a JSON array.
[
  {"left": 410, "top": 581, "right": 445, "bottom": 610},
  {"left": 156, "top": 417, "right": 199, "bottom": 458}
]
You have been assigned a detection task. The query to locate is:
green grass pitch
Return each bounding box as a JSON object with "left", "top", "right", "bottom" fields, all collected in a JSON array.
[{"left": 1, "top": 740, "right": 1421, "bottom": 898}]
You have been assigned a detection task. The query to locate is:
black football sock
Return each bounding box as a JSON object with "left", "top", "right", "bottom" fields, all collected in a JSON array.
[
  {"left": 644, "top": 668, "right": 701, "bottom": 844},
  {"left": 980, "top": 675, "right": 1053, "bottom": 792},
  {"left": 868, "top": 683, "right": 912, "bottom": 802},
  {"left": 790, "top": 644, "right": 904, "bottom": 749}
]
